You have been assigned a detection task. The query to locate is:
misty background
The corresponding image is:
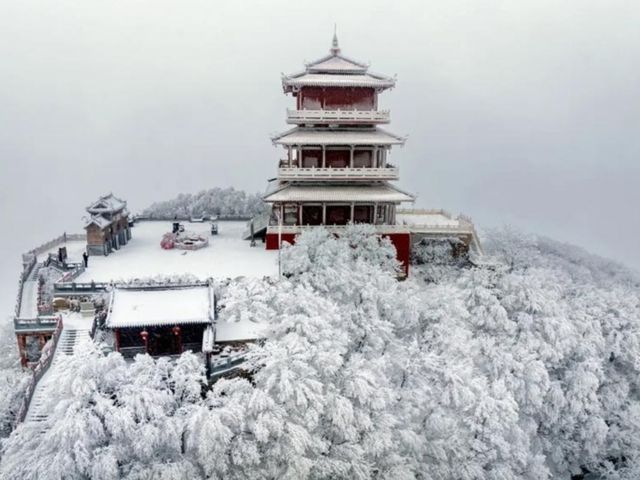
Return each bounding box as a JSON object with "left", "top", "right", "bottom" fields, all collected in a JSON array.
[{"left": 1, "top": 0, "right": 639, "bottom": 317}]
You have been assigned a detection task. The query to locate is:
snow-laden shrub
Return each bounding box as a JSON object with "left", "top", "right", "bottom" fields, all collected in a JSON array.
[{"left": 142, "top": 187, "right": 266, "bottom": 219}]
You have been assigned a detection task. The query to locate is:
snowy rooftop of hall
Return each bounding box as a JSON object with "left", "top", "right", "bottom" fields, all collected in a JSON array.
[
  {"left": 106, "top": 286, "right": 214, "bottom": 329},
  {"left": 41, "top": 221, "right": 278, "bottom": 282}
]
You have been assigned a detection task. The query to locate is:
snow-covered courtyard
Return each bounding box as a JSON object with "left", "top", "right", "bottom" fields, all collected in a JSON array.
[{"left": 41, "top": 221, "right": 278, "bottom": 282}]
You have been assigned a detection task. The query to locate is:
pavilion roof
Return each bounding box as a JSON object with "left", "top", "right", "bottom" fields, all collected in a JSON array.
[
  {"left": 106, "top": 286, "right": 214, "bottom": 329},
  {"left": 282, "top": 32, "right": 395, "bottom": 92},
  {"left": 263, "top": 183, "right": 415, "bottom": 203},
  {"left": 87, "top": 193, "right": 127, "bottom": 215},
  {"left": 272, "top": 127, "right": 406, "bottom": 146},
  {"left": 84, "top": 214, "right": 112, "bottom": 230}
]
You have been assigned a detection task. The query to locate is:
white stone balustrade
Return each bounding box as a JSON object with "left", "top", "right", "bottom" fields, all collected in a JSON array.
[
  {"left": 278, "top": 166, "right": 399, "bottom": 180},
  {"left": 286, "top": 108, "right": 390, "bottom": 124}
]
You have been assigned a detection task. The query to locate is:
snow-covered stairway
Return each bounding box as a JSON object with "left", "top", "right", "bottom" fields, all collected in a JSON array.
[{"left": 24, "top": 322, "right": 92, "bottom": 426}]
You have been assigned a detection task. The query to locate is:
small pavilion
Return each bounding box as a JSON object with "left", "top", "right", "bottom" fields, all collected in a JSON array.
[{"left": 85, "top": 193, "right": 131, "bottom": 256}]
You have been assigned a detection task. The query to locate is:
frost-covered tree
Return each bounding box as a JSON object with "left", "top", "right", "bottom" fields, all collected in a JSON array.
[
  {"left": 3, "top": 224, "right": 640, "bottom": 479},
  {"left": 0, "top": 346, "right": 206, "bottom": 480},
  {"left": 142, "top": 187, "right": 266, "bottom": 219},
  {"left": 0, "top": 318, "right": 28, "bottom": 440}
]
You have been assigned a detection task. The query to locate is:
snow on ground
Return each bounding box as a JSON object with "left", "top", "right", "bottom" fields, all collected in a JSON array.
[
  {"left": 107, "top": 287, "right": 212, "bottom": 328},
  {"left": 18, "top": 280, "right": 38, "bottom": 318},
  {"left": 59, "top": 221, "right": 279, "bottom": 282}
]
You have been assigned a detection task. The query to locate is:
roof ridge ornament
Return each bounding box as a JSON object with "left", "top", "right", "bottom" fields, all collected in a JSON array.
[{"left": 331, "top": 24, "right": 340, "bottom": 55}]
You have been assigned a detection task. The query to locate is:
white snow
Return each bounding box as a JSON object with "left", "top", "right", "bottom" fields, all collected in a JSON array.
[
  {"left": 396, "top": 212, "right": 461, "bottom": 227},
  {"left": 18, "top": 280, "right": 38, "bottom": 318},
  {"left": 272, "top": 127, "right": 405, "bottom": 145},
  {"left": 56, "top": 221, "right": 278, "bottom": 282},
  {"left": 264, "top": 184, "right": 414, "bottom": 203},
  {"left": 24, "top": 312, "right": 92, "bottom": 424},
  {"left": 107, "top": 287, "right": 212, "bottom": 328},
  {"left": 215, "top": 319, "right": 269, "bottom": 342}
]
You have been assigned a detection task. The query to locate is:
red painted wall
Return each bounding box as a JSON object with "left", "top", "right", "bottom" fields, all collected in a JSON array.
[
  {"left": 300, "top": 87, "right": 375, "bottom": 110},
  {"left": 266, "top": 233, "right": 297, "bottom": 250},
  {"left": 384, "top": 233, "right": 411, "bottom": 277}
]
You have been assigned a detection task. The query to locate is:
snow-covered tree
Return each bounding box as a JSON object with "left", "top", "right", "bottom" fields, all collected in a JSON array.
[
  {"left": 142, "top": 187, "right": 266, "bottom": 219},
  {"left": 0, "top": 346, "right": 206, "bottom": 480}
]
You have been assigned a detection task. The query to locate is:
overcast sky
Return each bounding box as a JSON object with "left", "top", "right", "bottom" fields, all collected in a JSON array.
[{"left": 1, "top": 0, "right": 639, "bottom": 313}]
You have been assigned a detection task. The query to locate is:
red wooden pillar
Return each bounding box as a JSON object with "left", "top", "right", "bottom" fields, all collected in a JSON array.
[
  {"left": 140, "top": 330, "right": 149, "bottom": 354},
  {"left": 172, "top": 326, "right": 182, "bottom": 354},
  {"left": 114, "top": 329, "right": 121, "bottom": 352}
]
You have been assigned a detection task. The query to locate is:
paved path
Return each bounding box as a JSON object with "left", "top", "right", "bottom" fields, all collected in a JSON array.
[{"left": 18, "top": 265, "right": 41, "bottom": 319}]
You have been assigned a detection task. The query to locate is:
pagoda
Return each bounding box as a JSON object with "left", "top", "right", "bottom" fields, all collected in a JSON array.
[{"left": 263, "top": 32, "right": 415, "bottom": 274}]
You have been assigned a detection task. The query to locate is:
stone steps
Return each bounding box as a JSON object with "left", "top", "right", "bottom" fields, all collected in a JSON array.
[{"left": 24, "top": 327, "right": 92, "bottom": 425}]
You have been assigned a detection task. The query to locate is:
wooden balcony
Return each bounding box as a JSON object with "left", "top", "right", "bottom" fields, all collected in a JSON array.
[
  {"left": 286, "top": 109, "right": 390, "bottom": 125},
  {"left": 278, "top": 166, "right": 399, "bottom": 181}
]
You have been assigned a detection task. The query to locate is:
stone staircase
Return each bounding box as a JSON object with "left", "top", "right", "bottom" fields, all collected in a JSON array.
[{"left": 24, "top": 327, "right": 92, "bottom": 426}]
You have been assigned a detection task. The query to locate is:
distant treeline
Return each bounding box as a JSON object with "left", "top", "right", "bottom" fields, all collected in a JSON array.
[{"left": 141, "top": 187, "right": 267, "bottom": 219}]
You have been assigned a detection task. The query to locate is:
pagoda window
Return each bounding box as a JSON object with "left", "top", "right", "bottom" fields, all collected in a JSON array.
[
  {"left": 353, "top": 149, "right": 373, "bottom": 168},
  {"left": 301, "top": 149, "right": 321, "bottom": 168},
  {"left": 301, "top": 205, "right": 323, "bottom": 226},
  {"left": 375, "top": 205, "right": 387, "bottom": 224},
  {"left": 325, "top": 149, "right": 349, "bottom": 168},
  {"left": 300, "top": 87, "right": 323, "bottom": 110},
  {"left": 283, "top": 204, "right": 298, "bottom": 225},
  {"left": 354, "top": 205, "right": 374, "bottom": 223},
  {"left": 323, "top": 87, "right": 375, "bottom": 110},
  {"left": 326, "top": 205, "right": 351, "bottom": 225}
]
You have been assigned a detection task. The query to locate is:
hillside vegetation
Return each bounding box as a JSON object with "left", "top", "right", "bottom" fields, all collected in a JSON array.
[
  {"left": 142, "top": 187, "right": 266, "bottom": 219},
  {"left": 1, "top": 225, "right": 639, "bottom": 479}
]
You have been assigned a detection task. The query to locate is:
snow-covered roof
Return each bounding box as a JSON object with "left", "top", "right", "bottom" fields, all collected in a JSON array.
[
  {"left": 87, "top": 193, "right": 127, "bottom": 214},
  {"left": 397, "top": 210, "right": 461, "bottom": 228},
  {"left": 215, "top": 320, "right": 269, "bottom": 343},
  {"left": 106, "top": 286, "right": 214, "bottom": 329},
  {"left": 396, "top": 209, "right": 484, "bottom": 255},
  {"left": 263, "top": 183, "right": 415, "bottom": 203},
  {"left": 272, "top": 127, "right": 405, "bottom": 146},
  {"left": 282, "top": 33, "right": 395, "bottom": 92},
  {"left": 307, "top": 54, "right": 368, "bottom": 73},
  {"left": 283, "top": 72, "right": 395, "bottom": 89},
  {"left": 84, "top": 214, "right": 112, "bottom": 229}
]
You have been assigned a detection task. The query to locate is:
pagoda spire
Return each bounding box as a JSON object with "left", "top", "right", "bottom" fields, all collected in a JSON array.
[{"left": 330, "top": 25, "right": 340, "bottom": 55}]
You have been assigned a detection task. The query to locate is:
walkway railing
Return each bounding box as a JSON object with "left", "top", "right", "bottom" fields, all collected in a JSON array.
[
  {"left": 14, "top": 316, "right": 63, "bottom": 427},
  {"left": 14, "top": 315, "right": 60, "bottom": 333},
  {"left": 278, "top": 166, "right": 399, "bottom": 180},
  {"left": 267, "top": 224, "right": 411, "bottom": 235},
  {"left": 286, "top": 108, "right": 390, "bottom": 124},
  {"left": 209, "top": 351, "right": 250, "bottom": 379}
]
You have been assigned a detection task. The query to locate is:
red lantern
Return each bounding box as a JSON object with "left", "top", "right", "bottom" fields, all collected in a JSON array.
[
  {"left": 172, "top": 326, "right": 181, "bottom": 336},
  {"left": 140, "top": 330, "right": 149, "bottom": 341}
]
